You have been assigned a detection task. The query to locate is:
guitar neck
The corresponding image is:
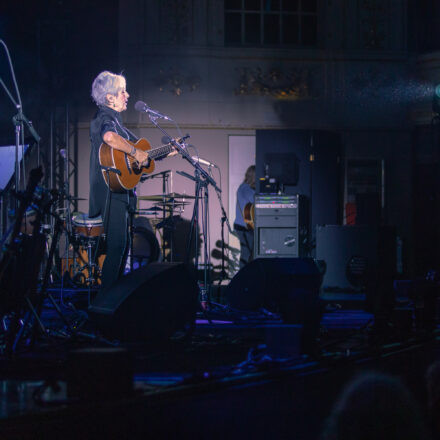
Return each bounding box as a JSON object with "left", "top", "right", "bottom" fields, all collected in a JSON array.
[{"left": 148, "top": 143, "right": 174, "bottom": 160}]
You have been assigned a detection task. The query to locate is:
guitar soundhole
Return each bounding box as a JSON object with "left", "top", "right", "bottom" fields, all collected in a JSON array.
[
  {"left": 131, "top": 158, "right": 150, "bottom": 175},
  {"left": 132, "top": 162, "right": 142, "bottom": 175}
]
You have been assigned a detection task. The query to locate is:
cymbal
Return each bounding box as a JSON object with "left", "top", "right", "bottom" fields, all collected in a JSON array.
[
  {"left": 164, "top": 192, "right": 196, "bottom": 199},
  {"left": 153, "top": 201, "right": 190, "bottom": 207},
  {"left": 135, "top": 206, "right": 164, "bottom": 214},
  {"left": 137, "top": 195, "right": 174, "bottom": 201},
  {"left": 137, "top": 193, "right": 196, "bottom": 201},
  {"left": 63, "top": 196, "right": 86, "bottom": 201}
]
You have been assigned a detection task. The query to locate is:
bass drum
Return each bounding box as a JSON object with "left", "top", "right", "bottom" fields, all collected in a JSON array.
[{"left": 132, "top": 216, "right": 160, "bottom": 267}]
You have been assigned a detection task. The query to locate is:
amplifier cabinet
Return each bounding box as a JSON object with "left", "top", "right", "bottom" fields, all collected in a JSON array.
[
  {"left": 315, "top": 225, "right": 378, "bottom": 289},
  {"left": 254, "top": 194, "right": 308, "bottom": 258}
]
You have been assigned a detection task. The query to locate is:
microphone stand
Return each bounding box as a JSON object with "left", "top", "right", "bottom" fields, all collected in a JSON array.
[
  {"left": 214, "top": 188, "right": 232, "bottom": 282},
  {"left": 0, "top": 41, "right": 41, "bottom": 215},
  {"left": 147, "top": 114, "right": 221, "bottom": 312}
]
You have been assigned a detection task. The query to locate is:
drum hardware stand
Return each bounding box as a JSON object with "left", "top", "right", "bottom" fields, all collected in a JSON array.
[
  {"left": 14, "top": 210, "right": 109, "bottom": 352},
  {"left": 0, "top": 190, "right": 102, "bottom": 353},
  {"left": 60, "top": 147, "right": 77, "bottom": 279},
  {"left": 141, "top": 170, "right": 173, "bottom": 261},
  {"left": 0, "top": 167, "right": 44, "bottom": 354},
  {"left": 75, "top": 239, "right": 102, "bottom": 286},
  {"left": 0, "top": 168, "right": 82, "bottom": 354},
  {"left": 31, "top": 213, "right": 77, "bottom": 343}
]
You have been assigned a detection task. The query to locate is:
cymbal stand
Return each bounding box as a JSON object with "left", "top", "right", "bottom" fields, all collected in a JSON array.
[
  {"left": 2, "top": 174, "right": 81, "bottom": 354},
  {"left": 159, "top": 173, "right": 172, "bottom": 261},
  {"left": 140, "top": 170, "right": 172, "bottom": 261},
  {"left": 60, "top": 149, "right": 76, "bottom": 279}
]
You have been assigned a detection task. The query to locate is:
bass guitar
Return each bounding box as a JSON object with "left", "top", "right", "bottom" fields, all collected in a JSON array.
[{"left": 99, "top": 138, "right": 175, "bottom": 192}]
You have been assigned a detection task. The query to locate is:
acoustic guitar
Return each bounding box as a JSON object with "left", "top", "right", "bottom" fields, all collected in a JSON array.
[
  {"left": 243, "top": 202, "right": 255, "bottom": 230},
  {"left": 99, "top": 138, "right": 175, "bottom": 192}
]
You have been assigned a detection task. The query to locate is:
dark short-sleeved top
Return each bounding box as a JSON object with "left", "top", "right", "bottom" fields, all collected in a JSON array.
[
  {"left": 89, "top": 105, "right": 138, "bottom": 217},
  {"left": 234, "top": 182, "right": 255, "bottom": 228}
]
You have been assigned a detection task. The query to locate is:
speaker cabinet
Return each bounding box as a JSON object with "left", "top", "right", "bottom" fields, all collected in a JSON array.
[
  {"left": 225, "top": 258, "right": 323, "bottom": 352},
  {"left": 88, "top": 262, "right": 199, "bottom": 342},
  {"left": 316, "top": 225, "right": 378, "bottom": 289},
  {"left": 254, "top": 194, "right": 308, "bottom": 258}
]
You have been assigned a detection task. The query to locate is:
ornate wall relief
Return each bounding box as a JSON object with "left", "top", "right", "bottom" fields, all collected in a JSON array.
[
  {"left": 154, "top": 67, "right": 201, "bottom": 95},
  {"left": 235, "top": 67, "right": 317, "bottom": 99}
]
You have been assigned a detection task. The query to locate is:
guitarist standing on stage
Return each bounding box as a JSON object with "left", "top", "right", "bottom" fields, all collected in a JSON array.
[
  {"left": 89, "top": 71, "right": 152, "bottom": 288},
  {"left": 234, "top": 165, "right": 255, "bottom": 269}
]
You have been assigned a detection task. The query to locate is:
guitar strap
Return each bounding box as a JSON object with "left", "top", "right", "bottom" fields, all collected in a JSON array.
[
  {"left": 122, "top": 126, "right": 139, "bottom": 142},
  {"left": 112, "top": 115, "right": 138, "bottom": 142}
]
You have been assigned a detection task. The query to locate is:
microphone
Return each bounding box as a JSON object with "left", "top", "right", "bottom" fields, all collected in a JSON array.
[
  {"left": 192, "top": 156, "right": 218, "bottom": 168},
  {"left": 134, "top": 101, "right": 170, "bottom": 120}
]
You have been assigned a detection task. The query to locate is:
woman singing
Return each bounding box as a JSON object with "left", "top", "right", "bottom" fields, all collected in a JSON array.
[{"left": 89, "top": 71, "right": 171, "bottom": 288}]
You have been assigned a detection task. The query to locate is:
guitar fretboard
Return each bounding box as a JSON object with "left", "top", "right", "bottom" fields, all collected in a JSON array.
[{"left": 148, "top": 143, "right": 174, "bottom": 160}]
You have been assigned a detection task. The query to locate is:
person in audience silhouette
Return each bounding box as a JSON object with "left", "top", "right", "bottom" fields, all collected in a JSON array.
[
  {"left": 426, "top": 360, "right": 440, "bottom": 439},
  {"left": 321, "top": 372, "right": 430, "bottom": 440}
]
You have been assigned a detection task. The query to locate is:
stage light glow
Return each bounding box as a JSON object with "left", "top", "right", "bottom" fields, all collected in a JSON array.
[{"left": 433, "top": 83, "right": 440, "bottom": 114}]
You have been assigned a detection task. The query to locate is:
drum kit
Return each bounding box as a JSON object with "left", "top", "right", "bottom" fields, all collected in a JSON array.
[
  {"left": 134, "top": 192, "right": 195, "bottom": 268},
  {"left": 61, "top": 191, "right": 196, "bottom": 286},
  {"left": 137, "top": 192, "right": 195, "bottom": 263},
  {"left": 69, "top": 213, "right": 105, "bottom": 285}
]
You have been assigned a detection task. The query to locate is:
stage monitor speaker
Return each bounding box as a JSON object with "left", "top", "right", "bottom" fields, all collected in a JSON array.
[
  {"left": 315, "top": 225, "right": 378, "bottom": 290},
  {"left": 88, "top": 262, "right": 199, "bottom": 342},
  {"left": 225, "top": 258, "right": 323, "bottom": 352}
]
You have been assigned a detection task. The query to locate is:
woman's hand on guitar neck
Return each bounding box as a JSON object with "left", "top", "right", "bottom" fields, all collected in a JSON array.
[
  {"left": 167, "top": 147, "right": 179, "bottom": 157},
  {"left": 133, "top": 149, "right": 149, "bottom": 165}
]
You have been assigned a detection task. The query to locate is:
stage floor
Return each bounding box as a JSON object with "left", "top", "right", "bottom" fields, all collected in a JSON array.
[{"left": 0, "top": 286, "right": 438, "bottom": 439}]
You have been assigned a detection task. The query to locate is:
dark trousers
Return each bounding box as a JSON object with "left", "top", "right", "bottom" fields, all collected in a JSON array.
[
  {"left": 101, "top": 196, "right": 129, "bottom": 289},
  {"left": 234, "top": 225, "right": 254, "bottom": 269}
]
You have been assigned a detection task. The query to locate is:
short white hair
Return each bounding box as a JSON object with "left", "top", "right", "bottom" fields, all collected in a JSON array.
[{"left": 91, "top": 71, "right": 126, "bottom": 106}]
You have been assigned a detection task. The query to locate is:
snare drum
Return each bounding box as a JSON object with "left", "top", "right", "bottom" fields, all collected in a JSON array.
[{"left": 72, "top": 213, "right": 104, "bottom": 238}]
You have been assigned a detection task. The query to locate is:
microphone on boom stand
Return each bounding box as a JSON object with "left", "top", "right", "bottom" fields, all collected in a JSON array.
[
  {"left": 191, "top": 156, "right": 218, "bottom": 168},
  {"left": 134, "top": 101, "right": 171, "bottom": 120}
]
